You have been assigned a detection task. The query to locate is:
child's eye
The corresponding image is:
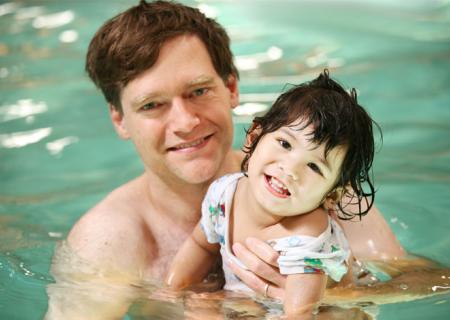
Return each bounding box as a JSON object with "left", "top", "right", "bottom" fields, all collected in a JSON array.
[
  {"left": 277, "top": 139, "right": 292, "bottom": 150},
  {"left": 308, "top": 163, "right": 323, "bottom": 176}
]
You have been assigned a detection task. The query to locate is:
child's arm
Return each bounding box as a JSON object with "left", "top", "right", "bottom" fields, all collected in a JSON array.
[
  {"left": 284, "top": 273, "right": 327, "bottom": 319},
  {"left": 165, "top": 222, "right": 220, "bottom": 289}
]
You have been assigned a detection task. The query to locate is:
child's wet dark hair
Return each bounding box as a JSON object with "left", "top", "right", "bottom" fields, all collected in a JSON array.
[{"left": 241, "top": 70, "right": 381, "bottom": 220}]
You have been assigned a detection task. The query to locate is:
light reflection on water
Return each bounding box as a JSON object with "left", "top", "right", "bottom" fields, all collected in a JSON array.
[{"left": 1, "top": 0, "right": 450, "bottom": 319}]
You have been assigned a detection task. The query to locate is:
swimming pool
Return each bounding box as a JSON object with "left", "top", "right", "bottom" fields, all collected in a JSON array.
[{"left": 1, "top": 0, "right": 449, "bottom": 319}]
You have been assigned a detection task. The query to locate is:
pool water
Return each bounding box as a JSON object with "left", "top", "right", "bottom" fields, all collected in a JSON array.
[{"left": 1, "top": 0, "right": 450, "bottom": 319}]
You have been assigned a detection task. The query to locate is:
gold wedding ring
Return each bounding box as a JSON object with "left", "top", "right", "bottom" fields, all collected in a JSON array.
[{"left": 264, "top": 283, "right": 270, "bottom": 298}]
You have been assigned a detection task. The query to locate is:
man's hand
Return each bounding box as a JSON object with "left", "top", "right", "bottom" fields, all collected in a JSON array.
[{"left": 225, "top": 237, "right": 286, "bottom": 300}]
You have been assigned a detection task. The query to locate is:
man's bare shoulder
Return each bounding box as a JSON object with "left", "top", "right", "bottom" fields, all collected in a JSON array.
[
  {"left": 232, "top": 149, "right": 245, "bottom": 160},
  {"left": 229, "top": 149, "right": 245, "bottom": 171},
  {"left": 67, "top": 176, "right": 149, "bottom": 274}
]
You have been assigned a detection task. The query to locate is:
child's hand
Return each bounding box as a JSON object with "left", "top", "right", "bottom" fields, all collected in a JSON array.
[{"left": 226, "top": 237, "right": 286, "bottom": 299}]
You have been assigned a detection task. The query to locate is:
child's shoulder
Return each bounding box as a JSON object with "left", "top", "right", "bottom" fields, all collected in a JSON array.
[
  {"left": 209, "top": 172, "right": 244, "bottom": 192},
  {"left": 204, "top": 172, "right": 244, "bottom": 204},
  {"left": 271, "top": 207, "right": 330, "bottom": 239}
]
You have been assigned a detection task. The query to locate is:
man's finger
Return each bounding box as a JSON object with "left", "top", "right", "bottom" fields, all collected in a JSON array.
[
  {"left": 225, "top": 256, "right": 284, "bottom": 300},
  {"left": 245, "top": 237, "right": 279, "bottom": 266},
  {"left": 232, "top": 242, "right": 286, "bottom": 290}
]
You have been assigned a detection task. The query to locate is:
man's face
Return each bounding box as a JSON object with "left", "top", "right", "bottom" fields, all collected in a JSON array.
[{"left": 111, "top": 35, "right": 238, "bottom": 186}]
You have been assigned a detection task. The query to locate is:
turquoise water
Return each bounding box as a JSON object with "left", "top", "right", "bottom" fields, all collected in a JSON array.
[{"left": 1, "top": 0, "right": 450, "bottom": 319}]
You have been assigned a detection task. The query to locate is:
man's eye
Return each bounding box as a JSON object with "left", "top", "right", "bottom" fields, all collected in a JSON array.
[
  {"left": 141, "top": 102, "right": 159, "bottom": 111},
  {"left": 277, "top": 139, "right": 291, "bottom": 150},
  {"left": 308, "top": 163, "right": 323, "bottom": 176},
  {"left": 192, "top": 88, "right": 208, "bottom": 97}
]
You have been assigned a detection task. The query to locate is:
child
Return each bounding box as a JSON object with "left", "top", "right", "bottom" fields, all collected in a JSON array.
[{"left": 166, "top": 70, "right": 378, "bottom": 318}]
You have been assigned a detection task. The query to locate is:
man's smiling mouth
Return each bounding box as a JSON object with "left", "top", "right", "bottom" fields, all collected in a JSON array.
[{"left": 168, "top": 134, "right": 213, "bottom": 151}]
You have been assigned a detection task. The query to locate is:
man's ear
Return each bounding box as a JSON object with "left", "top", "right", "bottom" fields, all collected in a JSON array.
[
  {"left": 225, "top": 74, "right": 239, "bottom": 109},
  {"left": 109, "top": 104, "right": 130, "bottom": 140}
]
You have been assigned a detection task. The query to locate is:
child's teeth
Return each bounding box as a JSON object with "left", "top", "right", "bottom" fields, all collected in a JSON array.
[{"left": 269, "top": 177, "right": 288, "bottom": 194}]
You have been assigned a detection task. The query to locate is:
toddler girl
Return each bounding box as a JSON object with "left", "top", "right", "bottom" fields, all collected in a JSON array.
[{"left": 166, "top": 70, "right": 378, "bottom": 318}]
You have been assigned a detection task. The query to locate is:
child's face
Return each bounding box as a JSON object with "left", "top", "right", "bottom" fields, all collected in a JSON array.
[{"left": 246, "top": 123, "right": 346, "bottom": 217}]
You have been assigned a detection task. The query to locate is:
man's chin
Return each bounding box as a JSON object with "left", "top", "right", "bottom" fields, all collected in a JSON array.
[{"left": 172, "top": 162, "right": 220, "bottom": 185}]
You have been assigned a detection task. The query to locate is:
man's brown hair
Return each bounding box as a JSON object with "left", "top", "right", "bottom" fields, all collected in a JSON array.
[{"left": 86, "top": 0, "right": 239, "bottom": 112}]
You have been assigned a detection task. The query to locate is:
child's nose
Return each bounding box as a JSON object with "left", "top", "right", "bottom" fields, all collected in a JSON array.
[{"left": 277, "top": 163, "right": 299, "bottom": 181}]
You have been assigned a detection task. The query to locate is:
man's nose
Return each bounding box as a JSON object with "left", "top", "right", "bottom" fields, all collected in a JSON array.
[{"left": 169, "top": 97, "right": 200, "bottom": 133}]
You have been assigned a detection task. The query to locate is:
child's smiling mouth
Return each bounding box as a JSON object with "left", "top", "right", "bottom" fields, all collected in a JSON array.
[{"left": 264, "top": 174, "right": 291, "bottom": 198}]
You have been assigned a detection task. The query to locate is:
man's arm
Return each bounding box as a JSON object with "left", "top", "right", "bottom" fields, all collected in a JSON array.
[
  {"left": 336, "top": 204, "right": 406, "bottom": 260},
  {"left": 46, "top": 189, "right": 148, "bottom": 319},
  {"left": 166, "top": 223, "right": 220, "bottom": 289},
  {"left": 45, "top": 240, "right": 139, "bottom": 320}
]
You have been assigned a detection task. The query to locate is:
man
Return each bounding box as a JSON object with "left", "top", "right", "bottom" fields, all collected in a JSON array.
[{"left": 47, "top": 1, "right": 407, "bottom": 318}]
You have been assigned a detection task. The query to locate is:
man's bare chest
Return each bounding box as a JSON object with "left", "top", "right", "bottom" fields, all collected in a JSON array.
[{"left": 142, "top": 224, "right": 193, "bottom": 279}]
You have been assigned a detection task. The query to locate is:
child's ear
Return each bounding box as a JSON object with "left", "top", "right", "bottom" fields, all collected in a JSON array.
[
  {"left": 245, "top": 122, "right": 262, "bottom": 148},
  {"left": 323, "top": 187, "right": 345, "bottom": 210}
]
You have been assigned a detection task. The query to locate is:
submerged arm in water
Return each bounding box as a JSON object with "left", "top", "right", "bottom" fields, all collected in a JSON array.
[
  {"left": 45, "top": 241, "right": 144, "bottom": 320},
  {"left": 324, "top": 256, "right": 450, "bottom": 305}
]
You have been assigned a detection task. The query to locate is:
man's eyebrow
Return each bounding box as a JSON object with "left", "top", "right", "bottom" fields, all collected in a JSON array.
[
  {"left": 132, "top": 92, "right": 163, "bottom": 107},
  {"left": 186, "top": 75, "right": 215, "bottom": 87}
]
